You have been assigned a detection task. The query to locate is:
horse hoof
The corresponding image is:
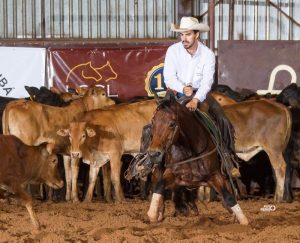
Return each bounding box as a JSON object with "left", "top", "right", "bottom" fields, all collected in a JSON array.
[
  {"left": 157, "top": 212, "right": 164, "bottom": 221},
  {"left": 238, "top": 216, "right": 249, "bottom": 225},
  {"left": 147, "top": 211, "right": 158, "bottom": 223}
]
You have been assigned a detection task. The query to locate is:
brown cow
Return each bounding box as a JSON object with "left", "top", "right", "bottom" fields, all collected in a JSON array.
[
  {"left": 209, "top": 91, "right": 237, "bottom": 106},
  {"left": 220, "top": 99, "right": 291, "bottom": 201},
  {"left": 0, "top": 135, "right": 64, "bottom": 229},
  {"left": 2, "top": 87, "right": 115, "bottom": 202},
  {"left": 209, "top": 92, "right": 291, "bottom": 201},
  {"left": 57, "top": 99, "right": 156, "bottom": 202}
]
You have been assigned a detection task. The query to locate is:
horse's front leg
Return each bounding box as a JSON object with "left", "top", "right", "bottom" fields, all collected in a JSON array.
[
  {"left": 147, "top": 192, "right": 165, "bottom": 222},
  {"left": 147, "top": 169, "right": 169, "bottom": 222},
  {"left": 208, "top": 172, "right": 249, "bottom": 225}
]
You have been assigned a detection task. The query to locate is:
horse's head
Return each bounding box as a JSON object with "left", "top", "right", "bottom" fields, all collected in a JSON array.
[{"left": 148, "top": 91, "right": 185, "bottom": 163}]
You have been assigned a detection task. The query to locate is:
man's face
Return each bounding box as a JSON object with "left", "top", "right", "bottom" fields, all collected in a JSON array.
[{"left": 180, "top": 30, "right": 199, "bottom": 50}]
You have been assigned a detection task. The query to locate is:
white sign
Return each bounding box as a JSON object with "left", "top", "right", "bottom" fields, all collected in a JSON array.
[
  {"left": 0, "top": 47, "right": 46, "bottom": 98},
  {"left": 257, "top": 64, "right": 297, "bottom": 95}
]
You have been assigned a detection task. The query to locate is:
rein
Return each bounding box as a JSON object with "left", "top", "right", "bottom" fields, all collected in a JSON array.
[
  {"left": 164, "top": 105, "right": 217, "bottom": 168},
  {"left": 164, "top": 146, "right": 217, "bottom": 168}
]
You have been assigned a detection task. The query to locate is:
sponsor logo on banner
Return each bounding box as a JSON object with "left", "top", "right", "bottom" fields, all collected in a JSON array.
[
  {"left": 65, "top": 60, "right": 118, "bottom": 97},
  {"left": 145, "top": 63, "right": 167, "bottom": 97},
  {"left": 66, "top": 61, "right": 118, "bottom": 83},
  {"left": 0, "top": 74, "right": 14, "bottom": 96}
]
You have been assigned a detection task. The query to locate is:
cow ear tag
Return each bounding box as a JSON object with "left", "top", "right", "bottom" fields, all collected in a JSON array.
[
  {"left": 57, "top": 129, "right": 69, "bottom": 137},
  {"left": 86, "top": 127, "right": 96, "bottom": 137}
]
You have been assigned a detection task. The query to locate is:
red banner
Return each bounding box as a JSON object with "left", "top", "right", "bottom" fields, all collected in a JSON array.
[{"left": 48, "top": 43, "right": 173, "bottom": 101}]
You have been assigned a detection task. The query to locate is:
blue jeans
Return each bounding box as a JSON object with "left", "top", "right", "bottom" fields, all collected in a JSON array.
[
  {"left": 176, "top": 90, "right": 197, "bottom": 99},
  {"left": 176, "top": 92, "right": 185, "bottom": 99}
]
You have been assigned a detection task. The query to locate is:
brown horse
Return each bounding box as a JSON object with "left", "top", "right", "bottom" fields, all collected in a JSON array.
[{"left": 145, "top": 91, "right": 249, "bottom": 225}]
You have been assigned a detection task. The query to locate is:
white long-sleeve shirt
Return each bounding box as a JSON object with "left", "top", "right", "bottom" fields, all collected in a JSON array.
[{"left": 163, "top": 41, "right": 216, "bottom": 102}]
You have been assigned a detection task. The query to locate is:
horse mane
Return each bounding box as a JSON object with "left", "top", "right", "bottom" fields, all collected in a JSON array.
[
  {"left": 156, "top": 91, "right": 210, "bottom": 155},
  {"left": 155, "top": 90, "right": 192, "bottom": 109}
]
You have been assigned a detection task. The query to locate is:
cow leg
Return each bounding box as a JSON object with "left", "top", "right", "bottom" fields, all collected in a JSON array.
[
  {"left": 283, "top": 151, "right": 294, "bottom": 202},
  {"left": 71, "top": 157, "right": 80, "bottom": 202},
  {"left": 109, "top": 154, "right": 125, "bottom": 202},
  {"left": 63, "top": 155, "right": 72, "bottom": 201},
  {"left": 267, "top": 152, "right": 286, "bottom": 202},
  {"left": 208, "top": 172, "right": 249, "bottom": 225},
  {"left": 14, "top": 186, "right": 40, "bottom": 230},
  {"left": 84, "top": 165, "right": 100, "bottom": 202},
  {"left": 102, "top": 163, "right": 112, "bottom": 202},
  {"left": 283, "top": 164, "right": 294, "bottom": 202}
]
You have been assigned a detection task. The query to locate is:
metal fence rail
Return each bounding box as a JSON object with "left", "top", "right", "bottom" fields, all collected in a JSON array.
[
  {"left": 0, "top": 0, "right": 178, "bottom": 39},
  {"left": 193, "top": 0, "right": 300, "bottom": 47},
  {"left": 1, "top": 0, "right": 299, "bottom": 44}
]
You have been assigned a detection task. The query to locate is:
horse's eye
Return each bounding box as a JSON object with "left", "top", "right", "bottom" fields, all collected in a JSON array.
[{"left": 169, "top": 121, "right": 176, "bottom": 129}]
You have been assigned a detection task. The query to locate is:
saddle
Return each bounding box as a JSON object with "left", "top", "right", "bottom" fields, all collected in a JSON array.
[{"left": 194, "top": 94, "right": 240, "bottom": 179}]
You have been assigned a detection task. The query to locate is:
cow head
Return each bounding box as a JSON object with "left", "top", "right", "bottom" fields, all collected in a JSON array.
[
  {"left": 57, "top": 122, "right": 96, "bottom": 159},
  {"left": 39, "top": 143, "right": 64, "bottom": 189},
  {"left": 82, "top": 86, "right": 115, "bottom": 110}
]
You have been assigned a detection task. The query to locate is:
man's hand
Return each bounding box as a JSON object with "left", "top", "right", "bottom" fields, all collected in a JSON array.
[
  {"left": 183, "top": 85, "right": 193, "bottom": 96},
  {"left": 186, "top": 98, "right": 199, "bottom": 111}
]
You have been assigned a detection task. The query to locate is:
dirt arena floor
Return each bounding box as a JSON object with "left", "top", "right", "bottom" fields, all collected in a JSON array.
[{"left": 0, "top": 193, "right": 299, "bottom": 243}]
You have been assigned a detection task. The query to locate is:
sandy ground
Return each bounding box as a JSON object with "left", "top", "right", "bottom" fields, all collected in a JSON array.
[{"left": 0, "top": 192, "right": 300, "bottom": 243}]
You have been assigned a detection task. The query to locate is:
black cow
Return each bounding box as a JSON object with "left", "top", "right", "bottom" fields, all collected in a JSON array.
[
  {"left": 283, "top": 107, "right": 300, "bottom": 202},
  {"left": 25, "top": 86, "right": 70, "bottom": 107},
  {"left": 238, "top": 152, "right": 275, "bottom": 197},
  {"left": 274, "top": 84, "right": 300, "bottom": 202}
]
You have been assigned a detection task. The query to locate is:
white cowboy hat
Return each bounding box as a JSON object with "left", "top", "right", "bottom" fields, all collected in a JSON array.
[{"left": 171, "top": 16, "right": 210, "bottom": 33}]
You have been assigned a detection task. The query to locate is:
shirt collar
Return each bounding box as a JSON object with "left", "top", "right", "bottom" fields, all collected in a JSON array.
[{"left": 181, "top": 40, "right": 202, "bottom": 57}]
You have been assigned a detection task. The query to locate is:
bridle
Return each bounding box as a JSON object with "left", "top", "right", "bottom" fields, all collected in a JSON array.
[
  {"left": 124, "top": 99, "right": 217, "bottom": 181},
  {"left": 158, "top": 105, "right": 217, "bottom": 168}
]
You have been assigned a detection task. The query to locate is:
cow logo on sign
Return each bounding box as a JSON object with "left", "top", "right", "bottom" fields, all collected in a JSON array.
[{"left": 145, "top": 63, "right": 167, "bottom": 97}]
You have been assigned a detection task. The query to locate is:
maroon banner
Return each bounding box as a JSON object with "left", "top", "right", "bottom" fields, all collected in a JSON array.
[
  {"left": 48, "top": 43, "right": 173, "bottom": 101},
  {"left": 218, "top": 41, "right": 300, "bottom": 94}
]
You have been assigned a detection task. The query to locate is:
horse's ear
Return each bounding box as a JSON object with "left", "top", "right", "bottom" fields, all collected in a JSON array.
[
  {"left": 164, "top": 89, "right": 176, "bottom": 101},
  {"left": 153, "top": 92, "right": 162, "bottom": 105},
  {"left": 169, "top": 91, "right": 177, "bottom": 103}
]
